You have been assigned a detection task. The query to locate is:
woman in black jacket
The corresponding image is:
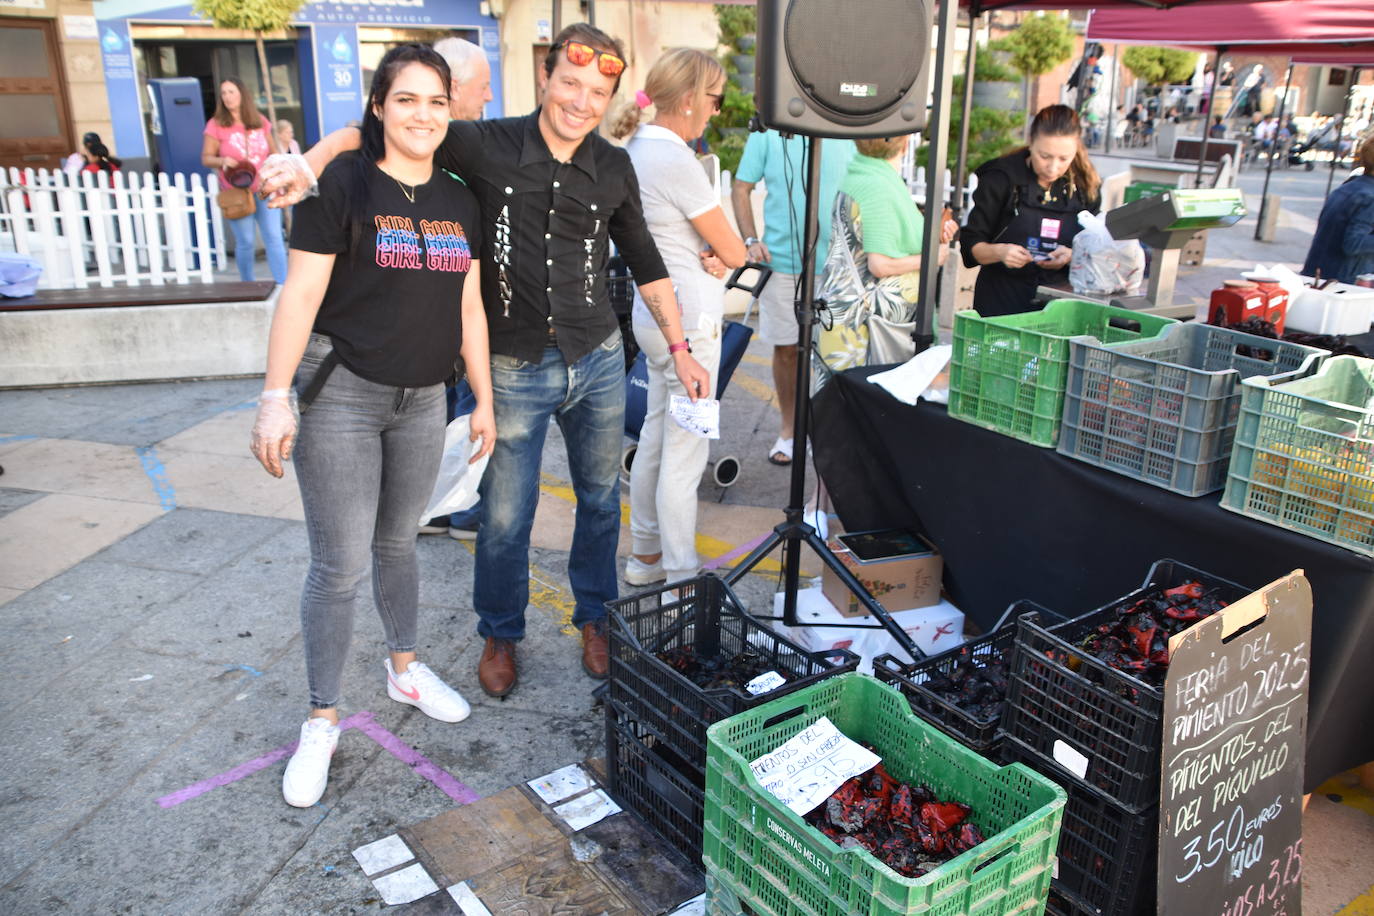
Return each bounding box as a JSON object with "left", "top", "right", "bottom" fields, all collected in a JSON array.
[{"left": 960, "top": 105, "right": 1102, "bottom": 317}]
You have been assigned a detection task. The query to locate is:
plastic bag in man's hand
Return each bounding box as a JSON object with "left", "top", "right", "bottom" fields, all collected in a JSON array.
[{"left": 1070, "top": 210, "right": 1145, "bottom": 296}]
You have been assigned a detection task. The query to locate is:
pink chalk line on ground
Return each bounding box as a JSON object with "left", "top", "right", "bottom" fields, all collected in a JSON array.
[
  {"left": 701, "top": 531, "right": 771, "bottom": 571},
  {"left": 156, "top": 710, "right": 478, "bottom": 808}
]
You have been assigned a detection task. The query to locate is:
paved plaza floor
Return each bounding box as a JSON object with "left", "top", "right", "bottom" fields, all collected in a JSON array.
[{"left": 1, "top": 148, "right": 1371, "bottom": 914}]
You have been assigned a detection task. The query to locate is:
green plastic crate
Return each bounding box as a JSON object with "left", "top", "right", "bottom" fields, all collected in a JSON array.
[
  {"left": 1122, "top": 181, "right": 1175, "bottom": 203},
  {"left": 950, "top": 299, "right": 1178, "bottom": 448},
  {"left": 1222, "top": 355, "right": 1374, "bottom": 556},
  {"left": 702, "top": 673, "right": 1066, "bottom": 916}
]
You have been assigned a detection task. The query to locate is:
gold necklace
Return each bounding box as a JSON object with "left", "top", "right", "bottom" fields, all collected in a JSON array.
[
  {"left": 379, "top": 165, "right": 418, "bottom": 203},
  {"left": 392, "top": 175, "right": 417, "bottom": 204}
]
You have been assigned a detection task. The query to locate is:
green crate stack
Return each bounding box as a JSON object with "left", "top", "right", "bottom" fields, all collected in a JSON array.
[
  {"left": 949, "top": 299, "right": 1177, "bottom": 448},
  {"left": 1222, "top": 354, "right": 1374, "bottom": 556},
  {"left": 1059, "top": 323, "right": 1326, "bottom": 496},
  {"left": 702, "top": 673, "right": 1066, "bottom": 916},
  {"left": 1122, "top": 181, "right": 1175, "bottom": 203}
]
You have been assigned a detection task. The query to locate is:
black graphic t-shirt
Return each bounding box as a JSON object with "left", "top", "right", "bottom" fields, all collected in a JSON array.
[{"left": 290, "top": 152, "right": 483, "bottom": 387}]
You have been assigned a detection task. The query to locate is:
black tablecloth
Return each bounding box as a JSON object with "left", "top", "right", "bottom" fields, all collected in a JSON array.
[{"left": 812, "top": 367, "right": 1374, "bottom": 791}]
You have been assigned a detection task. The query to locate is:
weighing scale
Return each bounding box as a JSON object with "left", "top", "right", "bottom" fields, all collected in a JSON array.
[{"left": 1104, "top": 187, "right": 1247, "bottom": 309}]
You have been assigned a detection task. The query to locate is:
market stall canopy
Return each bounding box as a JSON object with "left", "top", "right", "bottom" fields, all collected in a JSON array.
[
  {"left": 1086, "top": 0, "right": 1374, "bottom": 65},
  {"left": 966, "top": 0, "right": 1284, "bottom": 10}
]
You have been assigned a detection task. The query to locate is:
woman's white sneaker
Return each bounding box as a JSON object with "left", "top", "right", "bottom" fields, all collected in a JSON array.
[
  {"left": 282, "top": 717, "right": 340, "bottom": 808},
  {"left": 386, "top": 659, "right": 471, "bottom": 723}
]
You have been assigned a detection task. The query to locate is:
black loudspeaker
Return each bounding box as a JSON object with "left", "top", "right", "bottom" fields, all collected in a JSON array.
[{"left": 755, "top": 0, "right": 934, "bottom": 138}]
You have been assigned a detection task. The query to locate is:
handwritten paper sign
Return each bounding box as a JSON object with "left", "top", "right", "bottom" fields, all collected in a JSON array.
[
  {"left": 749, "top": 716, "right": 880, "bottom": 816},
  {"left": 669, "top": 395, "right": 720, "bottom": 439},
  {"left": 1159, "top": 572, "right": 1311, "bottom": 916},
  {"left": 745, "top": 670, "right": 787, "bottom": 696}
]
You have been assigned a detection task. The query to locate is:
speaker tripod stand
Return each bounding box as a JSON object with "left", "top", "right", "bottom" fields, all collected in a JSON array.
[{"left": 721, "top": 135, "right": 922, "bottom": 662}]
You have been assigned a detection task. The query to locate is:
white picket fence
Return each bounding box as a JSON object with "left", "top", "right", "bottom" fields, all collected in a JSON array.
[{"left": 0, "top": 167, "right": 228, "bottom": 290}]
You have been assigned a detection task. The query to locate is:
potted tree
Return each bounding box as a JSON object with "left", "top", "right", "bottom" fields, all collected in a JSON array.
[
  {"left": 1121, "top": 45, "right": 1201, "bottom": 153},
  {"left": 1003, "top": 13, "right": 1075, "bottom": 125},
  {"left": 710, "top": 3, "right": 758, "bottom": 174}
]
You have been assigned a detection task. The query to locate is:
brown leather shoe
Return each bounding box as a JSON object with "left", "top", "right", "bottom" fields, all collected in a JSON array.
[
  {"left": 478, "top": 637, "right": 517, "bottom": 697},
  {"left": 581, "top": 621, "right": 610, "bottom": 679}
]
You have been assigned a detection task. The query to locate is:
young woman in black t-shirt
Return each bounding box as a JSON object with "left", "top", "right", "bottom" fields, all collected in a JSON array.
[{"left": 249, "top": 44, "right": 494, "bottom": 808}]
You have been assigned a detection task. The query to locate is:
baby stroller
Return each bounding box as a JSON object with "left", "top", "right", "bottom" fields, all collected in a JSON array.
[{"left": 616, "top": 261, "right": 772, "bottom": 487}]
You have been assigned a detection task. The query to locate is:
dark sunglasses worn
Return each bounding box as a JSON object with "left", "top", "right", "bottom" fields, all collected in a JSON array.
[
  {"left": 556, "top": 40, "right": 626, "bottom": 78},
  {"left": 706, "top": 92, "right": 723, "bottom": 113}
]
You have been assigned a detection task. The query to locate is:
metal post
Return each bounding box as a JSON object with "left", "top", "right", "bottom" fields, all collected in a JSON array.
[
  {"left": 585, "top": 0, "right": 595, "bottom": 27},
  {"left": 551, "top": 0, "right": 562, "bottom": 43},
  {"left": 1105, "top": 43, "right": 1120, "bottom": 155},
  {"left": 1327, "top": 67, "right": 1359, "bottom": 198},
  {"left": 1196, "top": 47, "right": 1225, "bottom": 187},
  {"left": 915, "top": 0, "right": 958, "bottom": 354},
  {"left": 951, "top": 13, "right": 979, "bottom": 219},
  {"left": 1255, "top": 61, "right": 1293, "bottom": 240}
]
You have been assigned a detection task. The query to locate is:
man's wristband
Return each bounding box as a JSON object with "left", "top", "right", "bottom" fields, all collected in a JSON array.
[
  {"left": 668, "top": 340, "right": 692, "bottom": 355},
  {"left": 744, "top": 237, "right": 760, "bottom": 247}
]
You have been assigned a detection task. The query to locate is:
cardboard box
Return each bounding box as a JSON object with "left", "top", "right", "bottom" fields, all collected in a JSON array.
[
  {"left": 772, "top": 586, "right": 965, "bottom": 674},
  {"left": 821, "top": 528, "right": 943, "bottom": 618}
]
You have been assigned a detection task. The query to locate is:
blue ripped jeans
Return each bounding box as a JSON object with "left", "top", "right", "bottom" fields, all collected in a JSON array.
[{"left": 472, "top": 331, "right": 625, "bottom": 640}]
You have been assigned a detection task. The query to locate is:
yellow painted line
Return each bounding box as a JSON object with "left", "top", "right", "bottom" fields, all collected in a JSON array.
[
  {"left": 1316, "top": 778, "right": 1374, "bottom": 819},
  {"left": 1334, "top": 886, "right": 1374, "bottom": 916},
  {"left": 537, "top": 473, "right": 793, "bottom": 577},
  {"left": 529, "top": 566, "right": 577, "bottom": 634},
  {"left": 726, "top": 371, "right": 777, "bottom": 405}
]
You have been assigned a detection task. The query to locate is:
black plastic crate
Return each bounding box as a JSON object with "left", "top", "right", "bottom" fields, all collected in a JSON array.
[
  {"left": 608, "top": 573, "right": 859, "bottom": 773},
  {"left": 605, "top": 699, "right": 706, "bottom": 871},
  {"left": 1003, "top": 559, "right": 1252, "bottom": 809},
  {"left": 1047, "top": 884, "right": 1153, "bottom": 916},
  {"left": 1004, "top": 735, "right": 1157, "bottom": 916},
  {"left": 872, "top": 606, "right": 1070, "bottom": 755}
]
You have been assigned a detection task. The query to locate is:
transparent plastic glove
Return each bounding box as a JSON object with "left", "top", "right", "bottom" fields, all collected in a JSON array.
[
  {"left": 250, "top": 388, "right": 299, "bottom": 478},
  {"left": 258, "top": 154, "right": 318, "bottom": 208}
]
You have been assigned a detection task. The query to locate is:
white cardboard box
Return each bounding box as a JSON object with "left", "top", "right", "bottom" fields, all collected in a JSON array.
[{"left": 771, "top": 585, "right": 965, "bottom": 674}]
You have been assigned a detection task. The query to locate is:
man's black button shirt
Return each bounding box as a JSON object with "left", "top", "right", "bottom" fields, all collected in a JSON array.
[{"left": 436, "top": 111, "right": 669, "bottom": 365}]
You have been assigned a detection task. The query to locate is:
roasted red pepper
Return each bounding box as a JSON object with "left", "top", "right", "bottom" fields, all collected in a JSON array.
[
  {"left": 890, "top": 784, "right": 913, "bottom": 825},
  {"left": 1165, "top": 582, "right": 1204, "bottom": 600},
  {"left": 920, "top": 801, "right": 969, "bottom": 833}
]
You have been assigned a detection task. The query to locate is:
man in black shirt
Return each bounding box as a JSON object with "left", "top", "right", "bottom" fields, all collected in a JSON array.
[{"left": 265, "top": 23, "right": 709, "bottom": 698}]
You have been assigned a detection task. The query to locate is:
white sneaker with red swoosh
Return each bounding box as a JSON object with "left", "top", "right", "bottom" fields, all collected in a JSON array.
[
  {"left": 386, "top": 659, "right": 471, "bottom": 723},
  {"left": 282, "top": 716, "right": 339, "bottom": 808}
]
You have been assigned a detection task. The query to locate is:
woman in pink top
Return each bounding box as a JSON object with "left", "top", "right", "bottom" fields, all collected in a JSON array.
[{"left": 201, "top": 77, "right": 288, "bottom": 283}]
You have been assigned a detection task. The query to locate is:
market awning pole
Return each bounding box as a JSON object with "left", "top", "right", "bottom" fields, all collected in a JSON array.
[
  {"left": 551, "top": 0, "right": 562, "bottom": 42},
  {"left": 1255, "top": 60, "right": 1293, "bottom": 240},
  {"left": 585, "top": 0, "right": 595, "bottom": 27},
  {"left": 951, "top": 12, "right": 980, "bottom": 220},
  {"left": 915, "top": 0, "right": 958, "bottom": 354},
  {"left": 1196, "top": 46, "right": 1225, "bottom": 188},
  {"left": 1327, "top": 67, "right": 1359, "bottom": 199},
  {"left": 1104, "top": 43, "right": 1120, "bottom": 155}
]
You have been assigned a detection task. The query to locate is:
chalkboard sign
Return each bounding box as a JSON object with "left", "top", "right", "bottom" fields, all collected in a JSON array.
[{"left": 1159, "top": 572, "right": 1311, "bottom": 916}]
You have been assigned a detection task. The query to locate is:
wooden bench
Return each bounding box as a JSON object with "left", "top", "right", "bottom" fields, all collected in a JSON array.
[
  {"left": 1, "top": 280, "right": 279, "bottom": 388},
  {"left": 0, "top": 280, "right": 275, "bottom": 311}
]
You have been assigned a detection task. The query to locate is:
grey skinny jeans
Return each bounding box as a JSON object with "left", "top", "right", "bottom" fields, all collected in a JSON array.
[{"left": 292, "top": 333, "right": 446, "bottom": 709}]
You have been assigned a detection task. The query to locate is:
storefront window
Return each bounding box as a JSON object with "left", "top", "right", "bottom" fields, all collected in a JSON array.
[{"left": 135, "top": 35, "right": 303, "bottom": 164}]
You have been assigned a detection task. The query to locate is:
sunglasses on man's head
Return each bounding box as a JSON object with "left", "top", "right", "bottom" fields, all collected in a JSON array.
[{"left": 556, "top": 40, "right": 626, "bottom": 78}]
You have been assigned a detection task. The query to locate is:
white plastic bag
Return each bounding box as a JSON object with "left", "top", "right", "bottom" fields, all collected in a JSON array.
[
  {"left": 1070, "top": 210, "right": 1145, "bottom": 297},
  {"left": 419, "top": 415, "right": 489, "bottom": 525}
]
